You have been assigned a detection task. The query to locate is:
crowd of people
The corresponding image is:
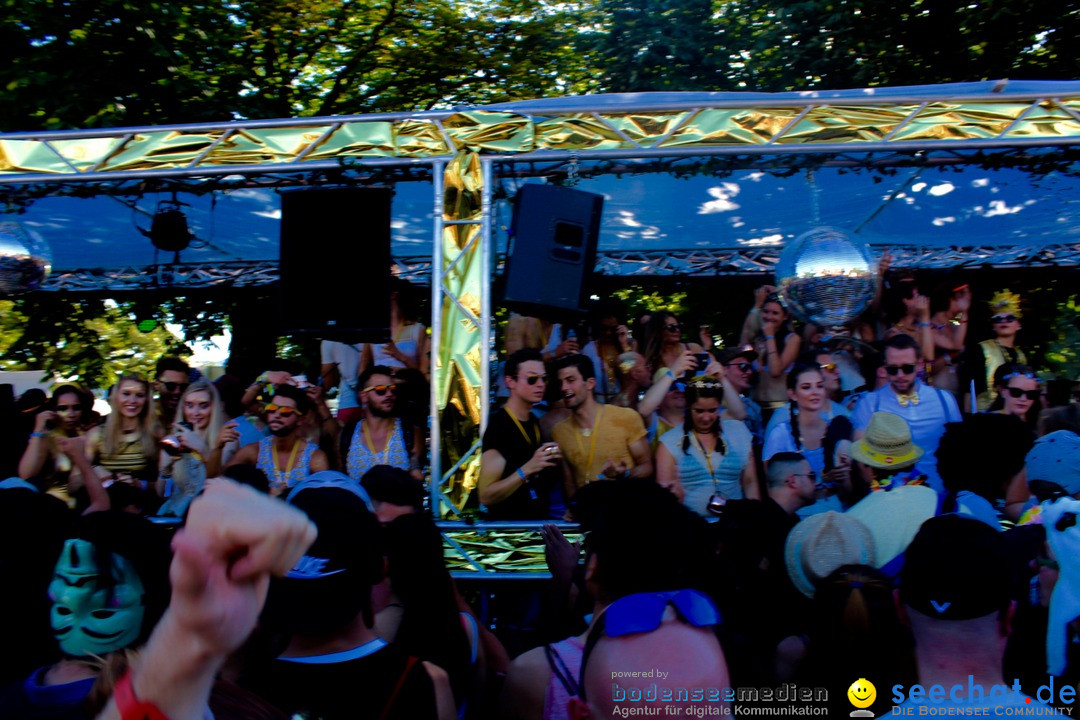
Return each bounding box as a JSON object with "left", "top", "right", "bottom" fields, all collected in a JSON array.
[{"left": 2, "top": 270, "right": 1080, "bottom": 719}]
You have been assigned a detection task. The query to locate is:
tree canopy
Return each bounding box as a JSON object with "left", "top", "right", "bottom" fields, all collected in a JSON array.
[
  {"left": 2, "top": 0, "right": 1079, "bottom": 383},
  {"left": 3, "top": 0, "right": 1077, "bottom": 131}
]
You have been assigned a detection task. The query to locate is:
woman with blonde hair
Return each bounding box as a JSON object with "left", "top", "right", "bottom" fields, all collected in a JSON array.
[
  {"left": 157, "top": 379, "right": 224, "bottom": 517},
  {"left": 84, "top": 374, "right": 161, "bottom": 498}
]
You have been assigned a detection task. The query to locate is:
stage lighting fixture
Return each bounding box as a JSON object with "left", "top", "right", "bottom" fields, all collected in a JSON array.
[{"left": 148, "top": 199, "right": 193, "bottom": 252}]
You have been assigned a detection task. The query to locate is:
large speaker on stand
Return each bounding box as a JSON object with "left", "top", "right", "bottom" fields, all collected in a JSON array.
[
  {"left": 503, "top": 184, "right": 603, "bottom": 317},
  {"left": 278, "top": 187, "right": 392, "bottom": 343}
]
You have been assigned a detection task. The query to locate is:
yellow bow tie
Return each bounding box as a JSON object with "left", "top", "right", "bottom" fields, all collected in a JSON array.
[{"left": 897, "top": 392, "right": 920, "bottom": 407}]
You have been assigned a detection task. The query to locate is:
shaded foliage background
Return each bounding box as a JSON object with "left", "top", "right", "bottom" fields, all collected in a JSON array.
[{"left": 1, "top": 0, "right": 1079, "bottom": 385}]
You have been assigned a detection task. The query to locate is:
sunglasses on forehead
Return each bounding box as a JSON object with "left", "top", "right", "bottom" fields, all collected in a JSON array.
[
  {"left": 160, "top": 381, "right": 189, "bottom": 393},
  {"left": 264, "top": 403, "right": 302, "bottom": 417},
  {"left": 577, "top": 589, "right": 721, "bottom": 701},
  {"left": 520, "top": 373, "right": 547, "bottom": 385},
  {"left": 1004, "top": 387, "right": 1040, "bottom": 401},
  {"left": 363, "top": 384, "right": 396, "bottom": 396},
  {"left": 884, "top": 364, "right": 917, "bottom": 376}
]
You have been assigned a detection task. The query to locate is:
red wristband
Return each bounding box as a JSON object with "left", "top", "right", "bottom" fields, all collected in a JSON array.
[{"left": 115, "top": 670, "right": 171, "bottom": 720}]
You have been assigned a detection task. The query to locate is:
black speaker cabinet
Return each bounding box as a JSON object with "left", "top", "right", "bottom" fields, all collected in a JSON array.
[
  {"left": 504, "top": 184, "right": 603, "bottom": 316},
  {"left": 279, "top": 188, "right": 392, "bottom": 343}
]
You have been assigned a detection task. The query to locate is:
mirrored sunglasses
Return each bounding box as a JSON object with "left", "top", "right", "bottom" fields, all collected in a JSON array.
[
  {"left": 726, "top": 362, "right": 752, "bottom": 373},
  {"left": 363, "top": 384, "right": 397, "bottom": 396},
  {"left": 884, "top": 364, "right": 917, "bottom": 376},
  {"left": 264, "top": 403, "right": 302, "bottom": 417},
  {"left": 992, "top": 314, "right": 1018, "bottom": 324}
]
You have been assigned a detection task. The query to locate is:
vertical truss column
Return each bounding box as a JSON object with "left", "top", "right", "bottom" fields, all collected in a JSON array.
[{"left": 429, "top": 151, "right": 491, "bottom": 517}]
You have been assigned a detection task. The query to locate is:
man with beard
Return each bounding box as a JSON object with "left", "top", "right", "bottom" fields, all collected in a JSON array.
[
  {"left": 551, "top": 354, "right": 652, "bottom": 501},
  {"left": 154, "top": 355, "right": 190, "bottom": 427},
  {"left": 478, "top": 349, "right": 561, "bottom": 519},
  {"left": 228, "top": 384, "right": 328, "bottom": 496},
  {"left": 852, "top": 334, "right": 960, "bottom": 493},
  {"left": 340, "top": 365, "right": 423, "bottom": 483}
]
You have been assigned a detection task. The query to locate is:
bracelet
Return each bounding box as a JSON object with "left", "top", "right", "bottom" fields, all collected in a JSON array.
[
  {"left": 765, "top": 335, "right": 775, "bottom": 341},
  {"left": 516, "top": 467, "right": 528, "bottom": 484},
  {"left": 662, "top": 368, "right": 675, "bottom": 381},
  {"left": 114, "top": 669, "right": 170, "bottom": 720},
  {"left": 30, "top": 432, "right": 47, "bottom": 438},
  {"left": 918, "top": 322, "right": 931, "bottom": 327}
]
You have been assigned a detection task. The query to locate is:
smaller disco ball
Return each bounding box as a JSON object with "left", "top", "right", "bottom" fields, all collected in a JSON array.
[
  {"left": 0, "top": 222, "right": 52, "bottom": 295},
  {"left": 775, "top": 227, "right": 878, "bottom": 327}
]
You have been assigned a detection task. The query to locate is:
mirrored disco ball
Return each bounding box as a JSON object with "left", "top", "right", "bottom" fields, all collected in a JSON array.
[
  {"left": 0, "top": 221, "right": 52, "bottom": 295},
  {"left": 775, "top": 227, "right": 878, "bottom": 327}
]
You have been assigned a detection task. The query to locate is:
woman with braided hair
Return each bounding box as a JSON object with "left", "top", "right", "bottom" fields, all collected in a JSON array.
[
  {"left": 655, "top": 376, "right": 758, "bottom": 517},
  {"left": 763, "top": 363, "right": 852, "bottom": 515}
]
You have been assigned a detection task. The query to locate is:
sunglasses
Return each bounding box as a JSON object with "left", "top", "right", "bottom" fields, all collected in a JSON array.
[
  {"left": 160, "top": 381, "right": 189, "bottom": 393},
  {"left": 726, "top": 362, "right": 752, "bottom": 373},
  {"left": 521, "top": 373, "right": 548, "bottom": 386},
  {"left": 55, "top": 404, "right": 82, "bottom": 412},
  {"left": 1035, "top": 556, "right": 1060, "bottom": 571},
  {"left": 819, "top": 362, "right": 838, "bottom": 372},
  {"left": 578, "top": 589, "right": 721, "bottom": 700},
  {"left": 665, "top": 323, "right": 682, "bottom": 332},
  {"left": 792, "top": 471, "right": 818, "bottom": 483},
  {"left": 884, "top": 364, "right": 917, "bottom": 376},
  {"left": 1004, "top": 387, "right": 1040, "bottom": 401},
  {"left": 992, "top": 314, "right": 1018, "bottom": 324},
  {"left": 363, "top": 384, "right": 397, "bottom": 396},
  {"left": 264, "top": 403, "right": 302, "bottom": 417}
]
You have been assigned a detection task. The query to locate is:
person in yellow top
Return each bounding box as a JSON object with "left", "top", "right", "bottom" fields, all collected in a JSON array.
[
  {"left": 550, "top": 354, "right": 652, "bottom": 501},
  {"left": 965, "top": 289, "right": 1027, "bottom": 412}
]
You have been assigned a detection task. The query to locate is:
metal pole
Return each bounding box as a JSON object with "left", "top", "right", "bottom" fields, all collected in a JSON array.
[
  {"left": 480, "top": 158, "right": 493, "bottom": 434},
  {"left": 429, "top": 160, "right": 446, "bottom": 518}
]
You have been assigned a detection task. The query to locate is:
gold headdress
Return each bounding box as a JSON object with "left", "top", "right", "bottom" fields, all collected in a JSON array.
[{"left": 988, "top": 289, "right": 1022, "bottom": 319}]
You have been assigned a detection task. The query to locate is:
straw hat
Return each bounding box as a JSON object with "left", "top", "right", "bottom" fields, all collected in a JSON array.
[
  {"left": 850, "top": 412, "right": 924, "bottom": 470},
  {"left": 785, "top": 511, "right": 876, "bottom": 598},
  {"left": 847, "top": 484, "right": 937, "bottom": 569}
]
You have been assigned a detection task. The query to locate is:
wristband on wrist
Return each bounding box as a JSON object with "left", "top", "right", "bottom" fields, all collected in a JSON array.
[
  {"left": 114, "top": 669, "right": 170, "bottom": 720},
  {"left": 516, "top": 467, "right": 528, "bottom": 484},
  {"left": 918, "top": 322, "right": 931, "bottom": 327},
  {"left": 765, "top": 335, "right": 775, "bottom": 341},
  {"left": 663, "top": 368, "right": 675, "bottom": 381},
  {"left": 30, "top": 432, "right": 47, "bottom": 438}
]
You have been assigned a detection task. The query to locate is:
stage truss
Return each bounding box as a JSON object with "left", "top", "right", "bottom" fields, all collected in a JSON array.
[{"left": 5, "top": 81, "right": 1080, "bottom": 576}]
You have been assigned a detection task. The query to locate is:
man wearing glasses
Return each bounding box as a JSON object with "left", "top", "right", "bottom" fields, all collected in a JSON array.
[
  {"left": 154, "top": 356, "right": 190, "bottom": 427},
  {"left": 718, "top": 346, "right": 764, "bottom": 446},
  {"left": 851, "top": 334, "right": 961, "bottom": 493},
  {"left": 228, "top": 384, "right": 329, "bottom": 496},
  {"left": 478, "top": 349, "right": 561, "bottom": 519},
  {"left": 339, "top": 365, "right": 423, "bottom": 484}
]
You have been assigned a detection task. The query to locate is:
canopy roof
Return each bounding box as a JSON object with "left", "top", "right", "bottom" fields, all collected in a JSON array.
[{"left": 2, "top": 80, "right": 1079, "bottom": 290}]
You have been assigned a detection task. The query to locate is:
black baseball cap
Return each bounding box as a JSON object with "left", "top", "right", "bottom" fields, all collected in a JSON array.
[
  {"left": 718, "top": 345, "right": 759, "bottom": 365},
  {"left": 900, "top": 515, "right": 1010, "bottom": 620},
  {"left": 262, "top": 485, "right": 383, "bottom": 635}
]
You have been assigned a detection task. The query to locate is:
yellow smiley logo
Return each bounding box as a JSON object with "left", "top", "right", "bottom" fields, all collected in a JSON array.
[{"left": 847, "top": 678, "right": 877, "bottom": 709}]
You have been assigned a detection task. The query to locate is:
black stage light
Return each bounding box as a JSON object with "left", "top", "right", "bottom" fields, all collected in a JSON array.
[{"left": 148, "top": 200, "right": 193, "bottom": 252}]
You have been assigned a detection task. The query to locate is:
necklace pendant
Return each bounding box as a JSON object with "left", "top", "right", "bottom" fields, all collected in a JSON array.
[{"left": 580, "top": 427, "right": 592, "bottom": 438}]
